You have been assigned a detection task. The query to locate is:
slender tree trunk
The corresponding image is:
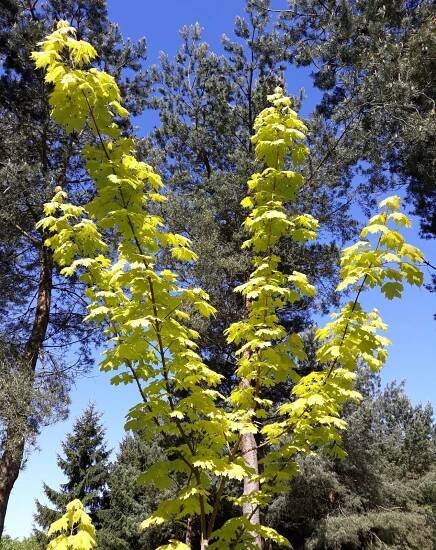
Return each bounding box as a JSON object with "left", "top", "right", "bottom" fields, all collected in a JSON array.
[
  {"left": 22, "top": 244, "right": 53, "bottom": 370},
  {"left": 0, "top": 243, "right": 53, "bottom": 537},
  {"left": 240, "top": 23, "right": 262, "bottom": 546},
  {"left": 185, "top": 516, "right": 193, "bottom": 547},
  {"left": 240, "top": 377, "right": 262, "bottom": 548}
]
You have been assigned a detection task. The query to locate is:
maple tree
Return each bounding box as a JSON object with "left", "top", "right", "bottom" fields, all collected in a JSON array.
[
  {"left": 46, "top": 500, "right": 96, "bottom": 550},
  {"left": 32, "top": 22, "right": 425, "bottom": 549}
]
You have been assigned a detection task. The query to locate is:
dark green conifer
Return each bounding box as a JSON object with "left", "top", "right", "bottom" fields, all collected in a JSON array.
[
  {"left": 277, "top": 0, "right": 435, "bottom": 237},
  {"left": 98, "top": 434, "right": 181, "bottom": 550},
  {"left": 266, "top": 374, "right": 436, "bottom": 549},
  {"left": 33, "top": 405, "right": 110, "bottom": 545}
]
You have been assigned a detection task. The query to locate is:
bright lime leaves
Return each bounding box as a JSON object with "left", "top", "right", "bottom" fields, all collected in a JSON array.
[
  {"left": 312, "top": 196, "right": 424, "bottom": 419},
  {"left": 223, "top": 88, "right": 318, "bottom": 541},
  {"left": 251, "top": 89, "right": 309, "bottom": 169},
  {"left": 261, "top": 195, "right": 424, "bottom": 498},
  {"left": 241, "top": 91, "right": 318, "bottom": 253},
  {"left": 226, "top": 90, "right": 425, "bottom": 541},
  {"left": 227, "top": 88, "right": 318, "bottom": 412},
  {"left": 33, "top": 21, "right": 245, "bottom": 548},
  {"left": 47, "top": 500, "right": 96, "bottom": 550},
  {"left": 31, "top": 21, "right": 122, "bottom": 135},
  {"left": 300, "top": 196, "right": 425, "bottom": 465},
  {"left": 339, "top": 195, "right": 424, "bottom": 299}
]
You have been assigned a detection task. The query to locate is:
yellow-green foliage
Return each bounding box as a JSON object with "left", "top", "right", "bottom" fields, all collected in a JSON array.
[
  {"left": 46, "top": 500, "right": 96, "bottom": 550},
  {"left": 224, "top": 88, "right": 319, "bottom": 511},
  {"left": 225, "top": 87, "right": 425, "bottom": 519},
  {"left": 226, "top": 88, "right": 317, "bottom": 404},
  {"left": 262, "top": 193, "right": 424, "bottom": 488},
  {"left": 32, "top": 21, "right": 245, "bottom": 545},
  {"left": 33, "top": 23, "right": 425, "bottom": 549}
]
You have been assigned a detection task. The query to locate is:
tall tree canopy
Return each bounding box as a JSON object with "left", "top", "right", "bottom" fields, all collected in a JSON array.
[
  {"left": 0, "top": 0, "right": 147, "bottom": 534},
  {"left": 277, "top": 0, "right": 435, "bottom": 236},
  {"left": 0, "top": 0, "right": 433, "bottom": 545},
  {"left": 32, "top": 18, "right": 426, "bottom": 548}
]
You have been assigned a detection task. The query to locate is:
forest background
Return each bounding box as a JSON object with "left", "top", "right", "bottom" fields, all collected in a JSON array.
[{"left": 0, "top": 0, "right": 434, "bottom": 542}]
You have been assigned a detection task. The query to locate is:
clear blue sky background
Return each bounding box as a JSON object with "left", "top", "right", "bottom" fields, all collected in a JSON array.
[{"left": 5, "top": 0, "right": 435, "bottom": 539}]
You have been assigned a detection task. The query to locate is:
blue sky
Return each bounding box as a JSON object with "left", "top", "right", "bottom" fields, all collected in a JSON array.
[{"left": 5, "top": 0, "right": 435, "bottom": 539}]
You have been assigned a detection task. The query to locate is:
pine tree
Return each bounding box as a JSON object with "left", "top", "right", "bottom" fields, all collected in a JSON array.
[
  {"left": 277, "top": 0, "right": 435, "bottom": 237},
  {"left": 33, "top": 405, "right": 110, "bottom": 545}
]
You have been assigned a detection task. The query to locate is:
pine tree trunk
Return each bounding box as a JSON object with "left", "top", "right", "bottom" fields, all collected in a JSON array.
[
  {"left": 0, "top": 430, "right": 26, "bottom": 537},
  {"left": 0, "top": 244, "right": 53, "bottom": 537}
]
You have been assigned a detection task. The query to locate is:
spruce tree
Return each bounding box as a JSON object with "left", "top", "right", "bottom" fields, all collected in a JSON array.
[
  {"left": 33, "top": 405, "right": 110, "bottom": 545},
  {"left": 98, "top": 434, "right": 181, "bottom": 549}
]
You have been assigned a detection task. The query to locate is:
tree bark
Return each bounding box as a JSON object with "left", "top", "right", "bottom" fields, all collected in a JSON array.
[
  {"left": 185, "top": 516, "right": 193, "bottom": 546},
  {"left": 240, "top": 378, "right": 262, "bottom": 548},
  {"left": 0, "top": 243, "right": 53, "bottom": 537}
]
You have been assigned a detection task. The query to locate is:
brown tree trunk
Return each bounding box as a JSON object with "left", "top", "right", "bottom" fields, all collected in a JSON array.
[
  {"left": 0, "top": 429, "right": 26, "bottom": 536},
  {"left": 0, "top": 243, "right": 53, "bottom": 537}
]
